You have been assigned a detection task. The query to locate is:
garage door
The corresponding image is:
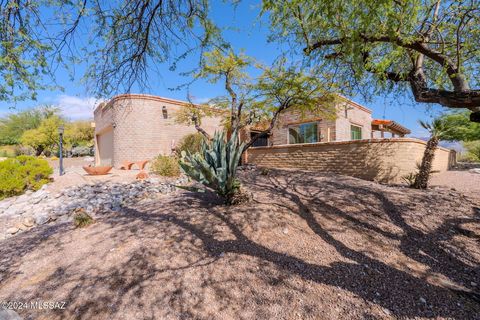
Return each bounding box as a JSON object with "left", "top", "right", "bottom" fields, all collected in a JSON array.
[{"left": 97, "top": 128, "right": 113, "bottom": 166}]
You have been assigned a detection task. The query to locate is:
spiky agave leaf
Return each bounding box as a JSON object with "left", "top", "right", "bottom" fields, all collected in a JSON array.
[{"left": 179, "top": 129, "right": 245, "bottom": 202}]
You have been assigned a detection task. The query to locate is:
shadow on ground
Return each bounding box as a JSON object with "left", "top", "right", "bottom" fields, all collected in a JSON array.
[{"left": 0, "top": 169, "right": 479, "bottom": 319}]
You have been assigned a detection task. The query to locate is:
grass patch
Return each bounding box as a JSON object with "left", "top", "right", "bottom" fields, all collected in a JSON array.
[{"left": 73, "top": 209, "right": 95, "bottom": 228}]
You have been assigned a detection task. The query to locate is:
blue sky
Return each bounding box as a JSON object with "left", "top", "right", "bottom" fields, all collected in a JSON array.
[{"left": 0, "top": 0, "right": 452, "bottom": 137}]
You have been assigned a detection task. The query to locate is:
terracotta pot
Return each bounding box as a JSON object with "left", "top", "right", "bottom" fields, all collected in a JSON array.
[{"left": 82, "top": 166, "right": 113, "bottom": 175}]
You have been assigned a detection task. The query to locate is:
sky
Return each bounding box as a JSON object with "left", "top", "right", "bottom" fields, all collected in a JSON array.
[{"left": 0, "top": 0, "right": 453, "bottom": 137}]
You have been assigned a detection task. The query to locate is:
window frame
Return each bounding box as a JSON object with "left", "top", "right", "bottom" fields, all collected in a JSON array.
[
  {"left": 350, "top": 124, "right": 363, "bottom": 140},
  {"left": 288, "top": 121, "right": 319, "bottom": 145}
]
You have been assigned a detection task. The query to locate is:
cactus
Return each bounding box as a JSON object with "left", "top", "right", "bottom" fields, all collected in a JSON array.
[{"left": 179, "top": 130, "right": 245, "bottom": 204}]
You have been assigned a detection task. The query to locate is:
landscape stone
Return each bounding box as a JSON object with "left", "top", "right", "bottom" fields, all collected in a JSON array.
[{"left": 6, "top": 227, "right": 19, "bottom": 234}]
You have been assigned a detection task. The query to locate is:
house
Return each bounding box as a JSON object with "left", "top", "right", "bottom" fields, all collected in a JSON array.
[
  {"left": 93, "top": 94, "right": 223, "bottom": 167},
  {"left": 247, "top": 96, "right": 411, "bottom": 147},
  {"left": 93, "top": 93, "right": 454, "bottom": 183}
]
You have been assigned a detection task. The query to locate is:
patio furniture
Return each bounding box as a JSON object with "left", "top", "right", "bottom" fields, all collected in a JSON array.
[
  {"left": 82, "top": 165, "right": 113, "bottom": 175},
  {"left": 135, "top": 160, "right": 150, "bottom": 170},
  {"left": 120, "top": 161, "right": 135, "bottom": 170}
]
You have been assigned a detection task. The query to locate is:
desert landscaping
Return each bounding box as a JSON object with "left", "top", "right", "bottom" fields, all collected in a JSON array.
[{"left": 0, "top": 160, "right": 479, "bottom": 319}]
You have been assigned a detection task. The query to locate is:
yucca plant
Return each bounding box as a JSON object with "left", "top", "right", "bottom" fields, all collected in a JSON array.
[{"left": 179, "top": 130, "right": 245, "bottom": 204}]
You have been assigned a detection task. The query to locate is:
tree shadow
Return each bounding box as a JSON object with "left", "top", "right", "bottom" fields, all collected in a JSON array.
[{"left": 1, "top": 172, "right": 479, "bottom": 319}]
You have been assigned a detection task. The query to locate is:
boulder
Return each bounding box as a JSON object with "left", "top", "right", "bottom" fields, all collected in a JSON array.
[
  {"left": 33, "top": 212, "right": 50, "bottom": 225},
  {"left": 23, "top": 217, "right": 35, "bottom": 227},
  {"left": 6, "top": 227, "right": 19, "bottom": 234}
]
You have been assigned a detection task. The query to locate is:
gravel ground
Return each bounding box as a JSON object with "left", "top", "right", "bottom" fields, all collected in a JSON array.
[
  {"left": 0, "top": 169, "right": 479, "bottom": 319},
  {"left": 430, "top": 165, "right": 480, "bottom": 199}
]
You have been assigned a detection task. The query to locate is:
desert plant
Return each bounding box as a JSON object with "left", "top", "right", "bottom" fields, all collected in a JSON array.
[
  {"left": 151, "top": 155, "right": 181, "bottom": 177},
  {"left": 402, "top": 172, "right": 417, "bottom": 187},
  {"left": 0, "top": 156, "right": 52, "bottom": 199},
  {"left": 179, "top": 130, "right": 245, "bottom": 204},
  {"left": 463, "top": 141, "right": 480, "bottom": 162},
  {"left": 73, "top": 209, "right": 95, "bottom": 228},
  {"left": 175, "top": 133, "right": 205, "bottom": 157},
  {"left": 413, "top": 119, "right": 448, "bottom": 189}
]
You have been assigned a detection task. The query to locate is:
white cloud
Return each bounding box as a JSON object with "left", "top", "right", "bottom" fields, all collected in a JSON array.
[{"left": 57, "top": 95, "right": 103, "bottom": 120}]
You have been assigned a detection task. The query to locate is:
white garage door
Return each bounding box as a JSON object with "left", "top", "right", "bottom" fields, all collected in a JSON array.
[{"left": 97, "top": 128, "right": 113, "bottom": 166}]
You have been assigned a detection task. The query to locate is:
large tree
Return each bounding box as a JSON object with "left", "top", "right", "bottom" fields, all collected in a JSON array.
[
  {"left": 0, "top": 0, "right": 220, "bottom": 101},
  {"left": 262, "top": 0, "right": 480, "bottom": 120}
]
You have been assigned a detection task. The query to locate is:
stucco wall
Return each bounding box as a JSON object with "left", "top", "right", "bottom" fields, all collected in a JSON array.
[
  {"left": 94, "top": 94, "right": 223, "bottom": 167},
  {"left": 334, "top": 101, "right": 372, "bottom": 141},
  {"left": 246, "top": 138, "right": 456, "bottom": 183}
]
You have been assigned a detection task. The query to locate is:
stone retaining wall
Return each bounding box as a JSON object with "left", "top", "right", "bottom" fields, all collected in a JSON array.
[{"left": 246, "top": 138, "right": 456, "bottom": 183}]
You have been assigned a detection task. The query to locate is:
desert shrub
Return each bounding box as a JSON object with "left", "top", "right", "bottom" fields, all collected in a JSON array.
[
  {"left": 179, "top": 130, "right": 246, "bottom": 204},
  {"left": 13, "top": 145, "right": 35, "bottom": 156},
  {"left": 71, "top": 146, "right": 93, "bottom": 157},
  {"left": 462, "top": 141, "right": 480, "bottom": 162},
  {"left": 175, "top": 133, "right": 205, "bottom": 156},
  {"left": 73, "top": 209, "right": 95, "bottom": 228},
  {"left": 402, "top": 172, "right": 417, "bottom": 187},
  {"left": 0, "top": 156, "right": 53, "bottom": 200},
  {"left": 151, "top": 155, "right": 181, "bottom": 176}
]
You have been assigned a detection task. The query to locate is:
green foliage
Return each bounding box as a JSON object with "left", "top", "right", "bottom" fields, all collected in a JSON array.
[
  {"left": 151, "top": 155, "right": 181, "bottom": 177},
  {"left": 262, "top": 1, "right": 480, "bottom": 108},
  {"left": 175, "top": 133, "right": 206, "bottom": 156},
  {"left": 73, "top": 210, "right": 95, "bottom": 228},
  {"left": 0, "top": 106, "right": 58, "bottom": 145},
  {"left": 179, "top": 130, "right": 245, "bottom": 204},
  {"left": 65, "top": 121, "right": 94, "bottom": 148},
  {"left": 402, "top": 172, "right": 417, "bottom": 187},
  {"left": 462, "top": 141, "right": 480, "bottom": 162},
  {"left": 0, "top": 145, "right": 15, "bottom": 157},
  {"left": 437, "top": 112, "right": 480, "bottom": 141},
  {"left": 21, "top": 115, "right": 64, "bottom": 156},
  {"left": 0, "top": 156, "right": 52, "bottom": 200}
]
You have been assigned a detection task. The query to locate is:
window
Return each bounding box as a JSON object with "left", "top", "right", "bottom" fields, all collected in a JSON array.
[
  {"left": 351, "top": 125, "right": 362, "bottom": 140},
  {"left": 250, "top": 132, "right": 268, "bottom": 147},
  {"left": 288, "top": 122, "right": 318, "bottom": 144}
]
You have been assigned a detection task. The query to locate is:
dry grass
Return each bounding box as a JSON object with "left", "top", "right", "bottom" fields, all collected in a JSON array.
[{"left": 0, "top": 169, "right": 479, "bottom": 319}]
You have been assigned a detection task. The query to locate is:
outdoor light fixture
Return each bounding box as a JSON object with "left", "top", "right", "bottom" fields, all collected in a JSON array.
[
  {"left": 58, "top": 125, "right": 64, "bottom": 176},
  {"left": 162, "top": 106, "right": 168, "bottom": 119}
]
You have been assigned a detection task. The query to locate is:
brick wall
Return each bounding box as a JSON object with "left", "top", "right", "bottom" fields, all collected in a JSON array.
[
  {"left": 246, "top": 138, "right": 456, "bottom": 183},
  {"left": 94, "top": 94, "right": 223, "bottom": 167}
]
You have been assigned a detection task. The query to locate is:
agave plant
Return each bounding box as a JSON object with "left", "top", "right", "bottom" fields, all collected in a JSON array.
[{"left": 179, "top": 130, "right": 245, "bottom": 204}]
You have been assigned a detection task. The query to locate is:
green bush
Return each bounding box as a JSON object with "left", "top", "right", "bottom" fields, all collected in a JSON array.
[
  {"left": 175, "top": 133, "right": 205, "bottom": 156},
  {"left": 151, "top": 155, "right": 181, "bottom": 177},
  {"left": 73, "top": 209, "right": 95, "bottom": 228},
  {"left": 463, "top": 140, "right": 480, "bottom": 162},
  {"left": 0, "top": 156, "right": 53, "bottom": 200}
]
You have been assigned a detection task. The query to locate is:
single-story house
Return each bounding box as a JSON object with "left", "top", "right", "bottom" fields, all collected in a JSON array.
[
  {"left": 93, "top": 94, "right": 222, "bottom": 167},
  {"left": 93, "top": 93, "right": 455, "bottom": 182}
]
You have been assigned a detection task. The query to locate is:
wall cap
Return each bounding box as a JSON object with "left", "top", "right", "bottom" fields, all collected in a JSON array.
[{"left": 249, "top": 138, "right": 453, "bottom": 153}]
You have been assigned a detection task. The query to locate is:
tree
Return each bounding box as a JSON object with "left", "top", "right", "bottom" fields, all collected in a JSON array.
[
  {"left": 65, "top": 121, "right": 94, "bottom": 148},
  {"left": 178, "top": 49, "right": 337, "bottom": 202},
  {"left": 0, "top": 0, "right": 220, "bottom": 101},
  {"left": 437, "top": 111, "right": 480, "bottom": 141},
  {"left": 0, "top": 106, "right": 59, "bottom": 145},
  {"left": 462, "top": 140, "right": 480, "bottom": 162},
  {"left": 262, "top": 0, "right": 480, "bottom": 120},
  {"left": 413, "top": 119, "right": 448, "bottom": 189},
  {"left": 20, "top": 116, "right": 65, "bottom": 156}
]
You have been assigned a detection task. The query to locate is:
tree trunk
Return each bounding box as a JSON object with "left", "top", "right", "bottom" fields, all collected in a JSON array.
[{"left": 413, "top": 137, "right": 439, "bottom": 189}]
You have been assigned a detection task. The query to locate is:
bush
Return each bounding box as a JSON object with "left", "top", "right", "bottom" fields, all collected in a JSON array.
[
  {"left": 71, "top": 146, "right": 93, "bottom": 157},
  {"left": 175, "top": 133, "right": 205, "bottom": 156},
  {"left": 151, "top": 155, "right": 181, "bottom": 177},
  {"left": 463, "top": 140, "right": 480, "bottom": 162},
  {"left": 73, "top": 209, "right": 95, "bottom": 228},
  {"left": 0, "top": 156, "right": 53, "bottom": 200},
  {"left": 13, "top": 145, "right": 35, "bottom": 156}
]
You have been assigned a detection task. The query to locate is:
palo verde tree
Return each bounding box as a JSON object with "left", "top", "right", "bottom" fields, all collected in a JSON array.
[
  {"left": 262, "top": 0, "right": 480, "bottom": 121},
  {"left": 178, "top": 49, "right": 338, "bottom": 203},
  {"left": 0, "top": 0, "right": 220, "bottom": 101}
]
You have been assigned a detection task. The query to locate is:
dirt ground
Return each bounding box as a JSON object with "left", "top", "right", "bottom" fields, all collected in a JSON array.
[{"left": 0, "top": 169, "right": 479, "bottom": 319}]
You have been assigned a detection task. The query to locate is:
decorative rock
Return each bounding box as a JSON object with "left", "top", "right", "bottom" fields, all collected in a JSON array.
[
  {"left": 23, "top": 217, "right": 35, "bottom": 227},
  {"left": 419, "top": 297, "right": 426, "bottom": 304},
  {"left": 6, "top": 227, "right": 19, "bottom": 234},
  {"left": 33, "top": 212, "right": 50, "bottom": 225}
]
